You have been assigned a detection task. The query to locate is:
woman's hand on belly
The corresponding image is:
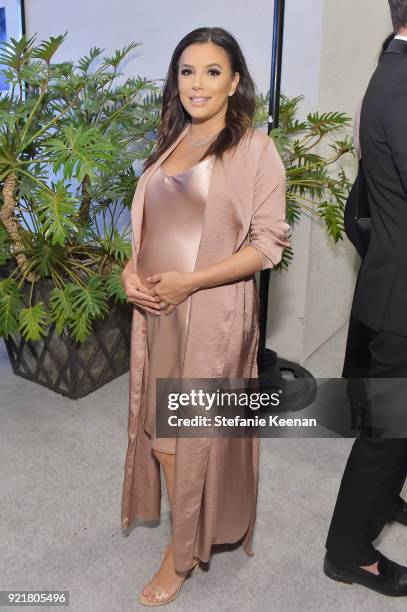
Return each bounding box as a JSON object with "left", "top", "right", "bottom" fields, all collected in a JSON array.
[
  {"left": 122, "top": 270, "right": 168, "bottom": 315},
  {"left": 145, "top": 271, "right": 194, "bottom": 315}
]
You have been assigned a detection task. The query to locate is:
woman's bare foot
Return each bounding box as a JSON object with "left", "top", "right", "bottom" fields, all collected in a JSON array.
[{"left": 140, "top": 539, "right": 199, "bottom": 604}]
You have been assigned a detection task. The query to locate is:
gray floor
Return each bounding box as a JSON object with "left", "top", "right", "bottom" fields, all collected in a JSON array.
[{"left": 1, "top": 325, "right": 406, "bottom": 612}]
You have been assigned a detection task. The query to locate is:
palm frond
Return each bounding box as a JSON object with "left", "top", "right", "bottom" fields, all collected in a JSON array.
[
  {"left": 99, "top": 230, "right": 132, "bottom": 264},
  {"left": 105, "top": 265, "right": 127, "bottom": 303},
  {"left": 273, "top": 245, "right": 294, "bottom": 271},
  {"left": 35, "top": 180, "right": 80, "bottom": 246},
  {"left": 32, "top": 33, "right": 68, "bottom": 64},
  {"left": 68, "top": 311, "right": 93, "bottom": 343},
  {"left": 77, "top": 47, "right": 105, "bottom": 74},
  {"left": 0, "top": 34, "right": 37, "bottom": 71},
  {"left": 0, "top": 278, "right": 22, "bottom": 337},
  {"left": 101, "top": 42, "right": 141, "bottom": 70},
  {"left": 19, "top": 302, "right": 50, "bottom": 341},
  {"left": 46, "top": 124, "right": 117, "bottom": 181},
  {"left": 69, "top": 275, "right": 109, "bottom": 319},
  {"left": 49, "top": 285, "right": 75, "bottom": 333}
]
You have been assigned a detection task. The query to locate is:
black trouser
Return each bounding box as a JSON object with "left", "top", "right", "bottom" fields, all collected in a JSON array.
[{"left": 326, "top": 322, "right": 407, "bottom": 567}]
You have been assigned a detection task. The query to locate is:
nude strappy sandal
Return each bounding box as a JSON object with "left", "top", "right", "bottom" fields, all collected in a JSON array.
[{"left": 138, "top": 559, "right": 200, "bottom": 607}]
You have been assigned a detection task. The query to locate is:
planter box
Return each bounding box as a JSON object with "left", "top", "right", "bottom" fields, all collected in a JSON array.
[{"left": 0, "top": 264, "right": 133, "bottom": 399}]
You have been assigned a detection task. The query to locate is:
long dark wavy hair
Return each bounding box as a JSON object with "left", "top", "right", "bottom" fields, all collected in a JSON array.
[{"left": 142, "top": 27, "right": 257, "bottom": 172}]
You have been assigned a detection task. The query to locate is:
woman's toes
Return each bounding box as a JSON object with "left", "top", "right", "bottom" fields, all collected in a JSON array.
[
  {"left": 152, "top": 588, "right": 168, "bottom": 603},
  {"left": 146, "top": 587, "right": 160, "bottom": 602},
  {"left": 141, "top": 582, "right": 154, "bottom": 597}
]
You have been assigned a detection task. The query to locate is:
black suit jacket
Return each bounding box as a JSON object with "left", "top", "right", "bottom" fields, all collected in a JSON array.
[
  {"left": 344, "top": 159, "right": 371, "bottom": 259},
  {"left": 351, "top": 38, "right": 407, "bottom": 336}
]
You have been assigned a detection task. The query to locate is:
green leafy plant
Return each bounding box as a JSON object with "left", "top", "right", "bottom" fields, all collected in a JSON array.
[
  {"left": 0, "top": 33, "right": 162, "bottom": 342},
  {"left": 255, "top": 93, "right": 354, "bottom": 269}
]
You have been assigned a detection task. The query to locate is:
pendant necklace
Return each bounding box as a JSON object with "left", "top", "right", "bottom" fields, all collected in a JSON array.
[{"left": 188, "top": 124, "right": 223, "bottom": 147}]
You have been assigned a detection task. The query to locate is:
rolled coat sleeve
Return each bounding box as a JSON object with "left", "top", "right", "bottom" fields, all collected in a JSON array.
[{"left": 248, "top": 136, "right": 291, "bottom": 270}]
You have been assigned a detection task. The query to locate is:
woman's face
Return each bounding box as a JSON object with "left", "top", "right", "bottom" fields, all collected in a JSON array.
[{"left": 177, "top": 42, "right": 240, "bottom": 123}]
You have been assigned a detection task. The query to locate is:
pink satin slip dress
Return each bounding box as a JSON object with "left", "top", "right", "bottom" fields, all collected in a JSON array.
[{"left": 136, "top": 154, "right": 215, "bottom": 453}]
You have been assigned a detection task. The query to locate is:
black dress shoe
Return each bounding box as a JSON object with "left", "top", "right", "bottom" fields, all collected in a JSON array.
[
  {"left": 323, "top": 552, "right": 407, "bottom": 596},
  {"left": 390, "top": 496, "right": 407, "bottom": 526}
]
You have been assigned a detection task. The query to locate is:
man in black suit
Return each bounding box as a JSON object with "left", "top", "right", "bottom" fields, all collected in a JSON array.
[{"left": 324, "top": 0, "right": 407, "bottom": 597}]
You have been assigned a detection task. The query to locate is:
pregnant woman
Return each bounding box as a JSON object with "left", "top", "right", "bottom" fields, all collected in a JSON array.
[{"left": 121, "top": 26, "right": 290, "bottom": 606}]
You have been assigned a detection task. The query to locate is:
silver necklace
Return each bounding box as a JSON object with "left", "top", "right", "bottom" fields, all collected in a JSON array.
[{"left": 188, "top": 124, "right": 223, "bottom": 147}]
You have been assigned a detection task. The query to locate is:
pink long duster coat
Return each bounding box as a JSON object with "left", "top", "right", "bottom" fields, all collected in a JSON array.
[{"left": 121, "top": 123, "right": 290, "bottom": 572}]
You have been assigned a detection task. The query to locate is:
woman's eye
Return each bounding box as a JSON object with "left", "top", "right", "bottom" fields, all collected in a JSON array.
[{"left": 180, "top": 69, "right": 220, "bottom": 76}]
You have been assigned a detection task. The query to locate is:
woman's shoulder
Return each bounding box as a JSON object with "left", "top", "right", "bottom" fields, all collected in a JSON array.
[
  {"left": 239, "top": 126, "right": 279, "bottom": 157},
  {"left": 238, "top": 127, "right": 285, "bottom": 183}
]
